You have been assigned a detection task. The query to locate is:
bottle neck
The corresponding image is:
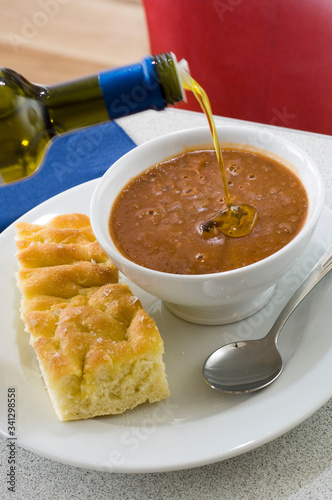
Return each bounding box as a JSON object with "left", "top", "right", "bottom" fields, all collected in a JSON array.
[
  {"left": 98, "top": 54, "right": 183, "bottom": 119},
  {"left": 44, "top": 54, "right": 185, "bottom": 134}
]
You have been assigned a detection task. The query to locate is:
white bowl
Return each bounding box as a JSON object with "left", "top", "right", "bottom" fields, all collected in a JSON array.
[{"left": 90, "top": 126, "right": 324, "bottom": 325}]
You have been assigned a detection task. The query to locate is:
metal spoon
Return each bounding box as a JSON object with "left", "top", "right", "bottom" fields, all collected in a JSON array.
[{"left": 203, "top": 244, "right": 332, "bottom": 393}]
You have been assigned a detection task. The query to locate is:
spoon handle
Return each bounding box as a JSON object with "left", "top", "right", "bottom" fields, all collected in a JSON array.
[{"left": 268, "top": 244, "right": 332, "bottom": 342}]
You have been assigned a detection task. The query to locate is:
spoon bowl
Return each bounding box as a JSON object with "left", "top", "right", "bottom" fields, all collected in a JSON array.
[
  {"left": 203, "top": 244, "right": 332, "bottom": 393},
  {"left": 203, "top": 338, "right": 283, "bottom": 393}
]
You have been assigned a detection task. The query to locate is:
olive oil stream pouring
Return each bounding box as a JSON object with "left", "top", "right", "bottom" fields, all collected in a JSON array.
[
  {"left": 180, "top": 70, "right": 258, "bottom": 238},
  {"left": 0, "top": 52, "right": 187, "bottom": 184}
]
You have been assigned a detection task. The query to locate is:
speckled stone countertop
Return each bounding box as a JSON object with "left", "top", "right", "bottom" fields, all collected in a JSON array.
[{"left": 1, "top": 109, "right": 332, "bottom": 500}]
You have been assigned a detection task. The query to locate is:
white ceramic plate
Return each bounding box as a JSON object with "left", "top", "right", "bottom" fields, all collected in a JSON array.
[{"left": 1, "top": 180, "right": 332, "bottom": 473}]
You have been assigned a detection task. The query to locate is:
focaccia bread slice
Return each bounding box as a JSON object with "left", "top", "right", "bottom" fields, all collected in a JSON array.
[{"left": 15, "top": 213, "right": 170, "bottom": 421}]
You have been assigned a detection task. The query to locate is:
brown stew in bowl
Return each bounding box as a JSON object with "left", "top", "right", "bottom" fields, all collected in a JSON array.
[{"left": 109, "top": 148, "right": 308, "bottom": 275}]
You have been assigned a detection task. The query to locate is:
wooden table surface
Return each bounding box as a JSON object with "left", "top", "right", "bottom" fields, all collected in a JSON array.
[{"left": 0, "top": 0, "right": 149, "bottom": 84}]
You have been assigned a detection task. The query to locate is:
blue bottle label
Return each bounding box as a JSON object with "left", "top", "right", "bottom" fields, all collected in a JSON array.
[{"left": 98, "top": 56, "right": 166, "bottom": 120}]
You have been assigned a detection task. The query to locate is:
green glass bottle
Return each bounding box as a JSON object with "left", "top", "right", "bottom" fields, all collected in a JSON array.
[{"left": 0, "top": 52, "right": 188, "bottom": 184}]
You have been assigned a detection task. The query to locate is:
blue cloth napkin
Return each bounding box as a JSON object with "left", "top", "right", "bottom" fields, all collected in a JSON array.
[{"left": 0, "top": 121, "right": 136, "bottom": 232}]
